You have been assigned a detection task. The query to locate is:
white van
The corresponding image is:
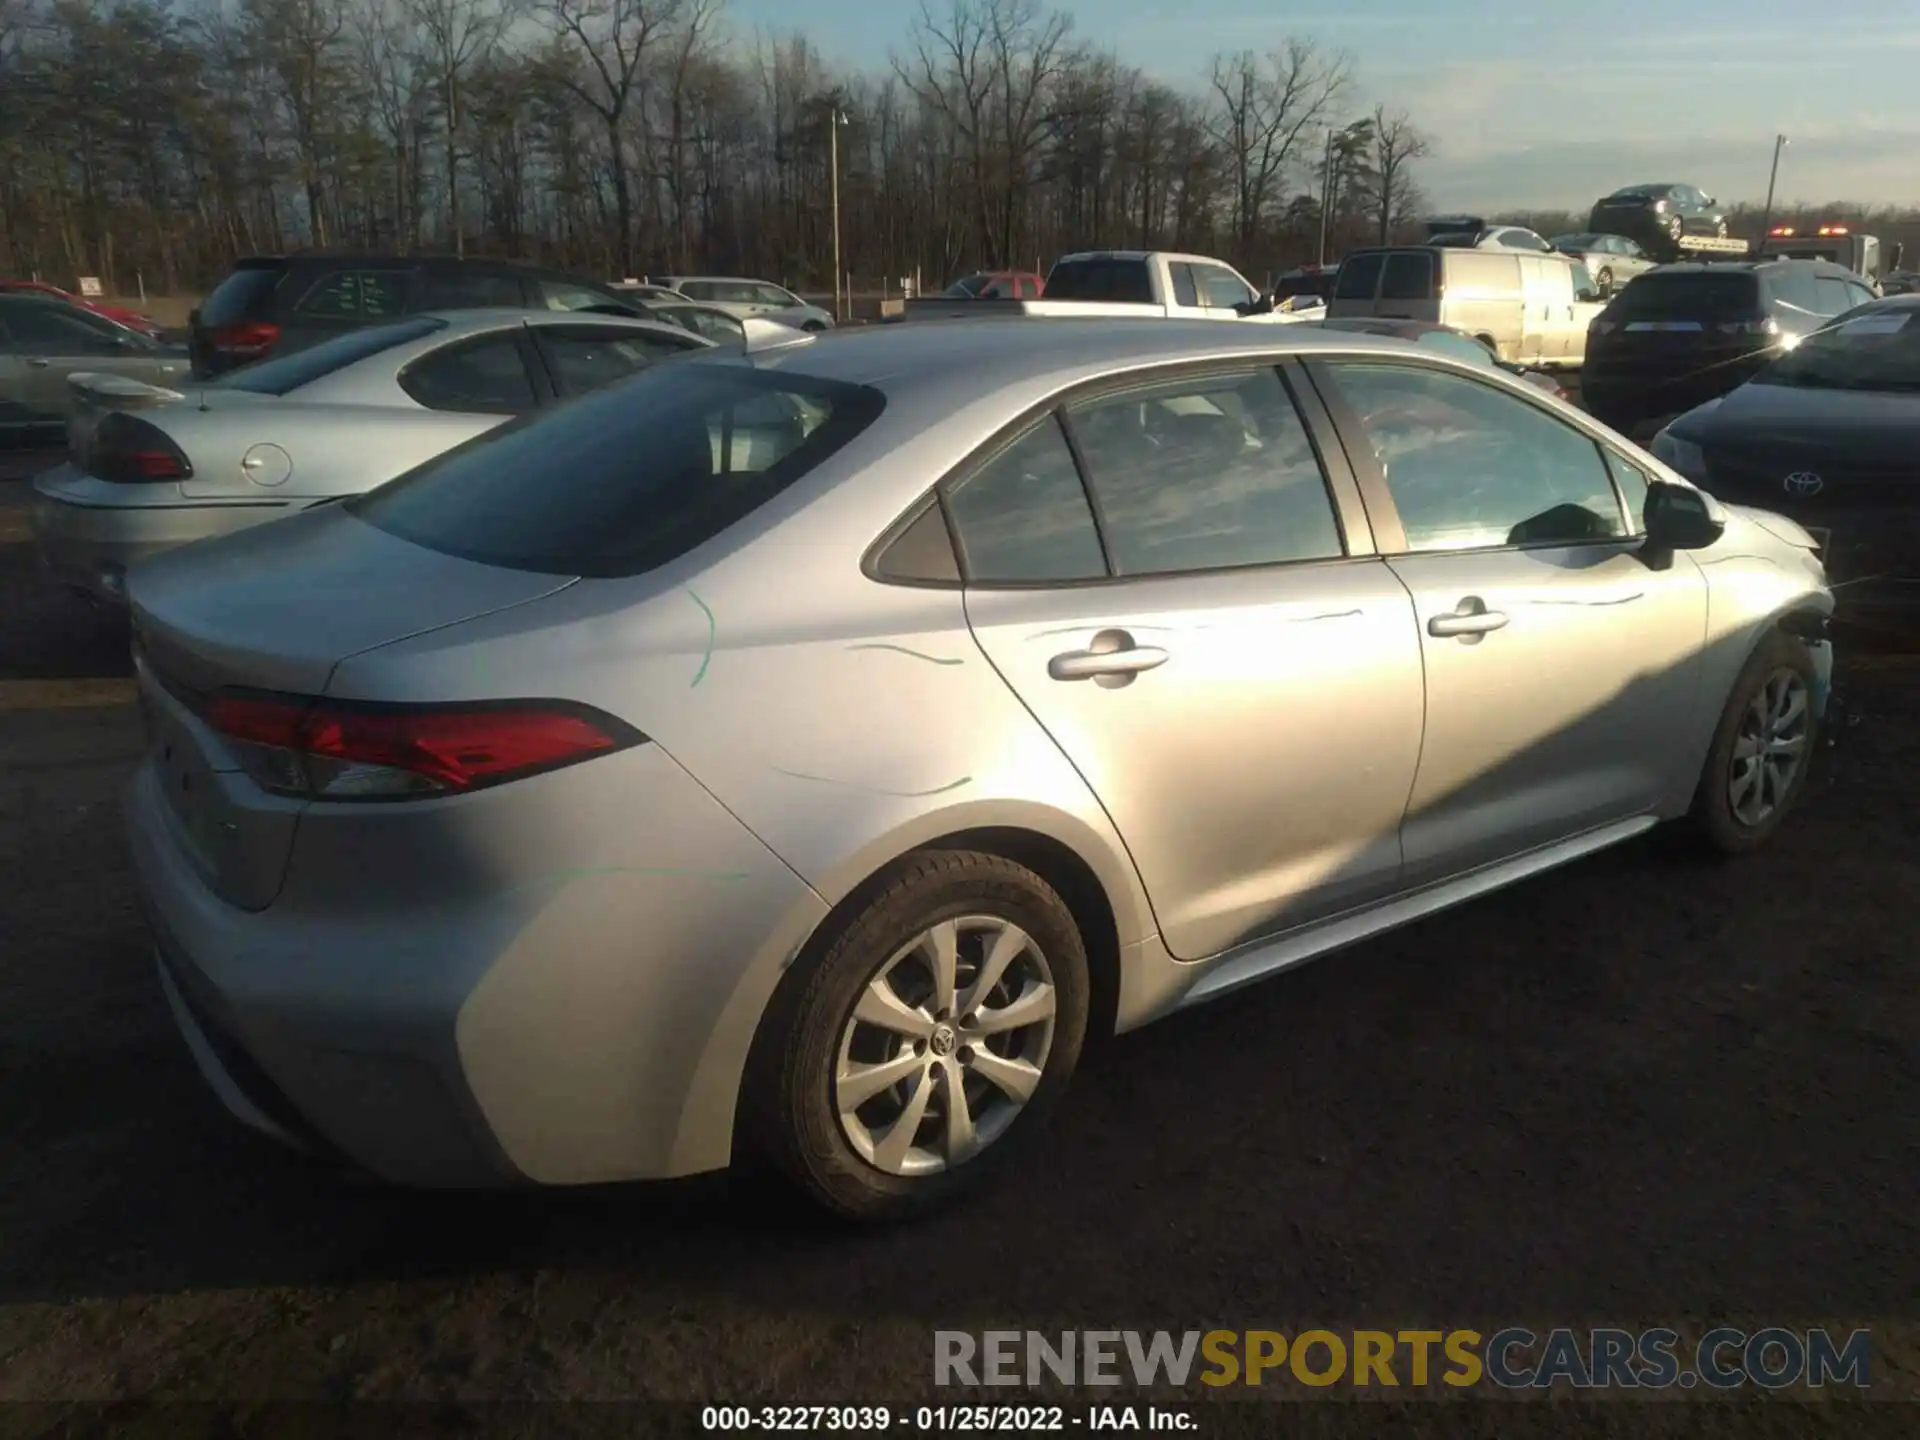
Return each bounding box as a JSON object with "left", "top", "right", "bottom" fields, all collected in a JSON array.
[{"left": 1327, "top": 246, "right": 1604, "bottom": 367}]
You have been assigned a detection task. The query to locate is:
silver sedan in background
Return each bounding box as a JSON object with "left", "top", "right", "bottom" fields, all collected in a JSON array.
[
  {"left": 1549, "top": 232, "right": 1659, "bottom": 296},
  {"left": 32, "top": 309, "right": 712, "bottom": 604},
  {"left": 1, "top": 294, "right": 190, "bottom": 436},
  {"left": 125, "top": 319, "right": 1832, "bottom": 1222}
]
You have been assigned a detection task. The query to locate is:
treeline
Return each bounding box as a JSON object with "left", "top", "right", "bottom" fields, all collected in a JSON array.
[{"left": 0, "top": 0, "right": 1442, "bottom": 295}]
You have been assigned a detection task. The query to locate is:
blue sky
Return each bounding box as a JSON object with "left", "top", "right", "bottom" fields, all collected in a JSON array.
[{"left": 721, "top": 0, "right": 1920, "bottom": 211}]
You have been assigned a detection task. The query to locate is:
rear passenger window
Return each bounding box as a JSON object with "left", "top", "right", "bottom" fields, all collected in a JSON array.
[
  {"left": 1769, "top": 267, "right": 1821, "bottom": 318},
  {"left": 1066, "top": 369, "right": 1344, "bottom": 575},
  {"left": 536, "top": 328, "right": 689, "bottom": 396},
  {"left": 1813, "top": 277, "right": 1854, "bottom": 316},
  {"left": 1379, "top": 253, "right": 1434, "bottom": 301},
  {"left": 1335, "top": 254, "right": 1384, "bottom": 301},
  {"left": 946, "top": 417, "right": 1107, "bottom": 584},
  {"left": 400, "top": 336, "right": 539, "bottom": 413},
  {"left": 297, "top": 270, "right": 410, "bottom": 319}
]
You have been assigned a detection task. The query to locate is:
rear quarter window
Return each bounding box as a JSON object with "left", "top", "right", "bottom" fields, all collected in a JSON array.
[
  {"left": 1334, "top": 253, "right": 1385, "bottom": 300},
  {"left": 348, "top": 361, "right": 886, "bottom": 578},
  {"left": 213, "top": 317, "right": 448, "bottom": 395},
  {"left": 1379, "top": 253, "right": 1434, "bottom": 301}
]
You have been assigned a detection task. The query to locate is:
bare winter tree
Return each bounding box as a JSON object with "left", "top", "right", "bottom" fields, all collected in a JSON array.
[
  {"left": 1208, "top": 39, "right": 1348, "bottom": 256},
  {"left": 538, "top": 0, "right": 683, "bottom": 274},
  {"left": 1366, "top": 103, "right": 1431, "bottom": 243},
  {"left": 406, "top": 0, "right": 515, "bottom": 255}
]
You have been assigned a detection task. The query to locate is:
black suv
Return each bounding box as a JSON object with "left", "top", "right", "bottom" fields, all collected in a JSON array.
[
  {"left": 1582, "top": 259, "right": 1879, "bottom": 437},
  {"left": 1587, "top": 183, "right": 1727, "bottom": 258},
  {"left": 188, "top": 254, "right": 639, "bottom": 377}
]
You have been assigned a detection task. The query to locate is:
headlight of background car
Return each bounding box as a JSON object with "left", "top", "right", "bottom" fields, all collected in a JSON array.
[{"left": 1649, "top": 428, "right": 1706, "bottom": 480}]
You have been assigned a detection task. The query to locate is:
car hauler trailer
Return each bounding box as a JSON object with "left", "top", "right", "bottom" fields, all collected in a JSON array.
[{"left": 1755, "top": 224, "right": 1903, "bottom": 284}]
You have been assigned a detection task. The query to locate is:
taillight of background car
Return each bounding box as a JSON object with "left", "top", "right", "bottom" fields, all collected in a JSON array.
[{"left": 209, "top": 321, "right": 281, "bottom": 359}]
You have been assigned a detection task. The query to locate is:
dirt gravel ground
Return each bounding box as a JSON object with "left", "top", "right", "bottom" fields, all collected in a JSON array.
[{"left": 0, "top": 449, "right": 1915, "bottom": 1436}]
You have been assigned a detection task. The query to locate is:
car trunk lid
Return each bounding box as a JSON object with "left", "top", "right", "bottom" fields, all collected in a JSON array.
[{"left": 128, "top": 505, "right": 578, "bottom": 909}]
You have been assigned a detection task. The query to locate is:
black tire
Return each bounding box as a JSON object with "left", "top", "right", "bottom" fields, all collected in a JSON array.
[
  {"left": 1596, "top": 266, "right": 1614, "bottom": 296},
  {"left": 1715, "top": 219, "right": 1730, "bottom": 239},
  {"left": 802, "top": 320, "right": 826, "bottom": 332},
  {"left": 1687, "top": 630, "right": 1820, "bottom": 855},
  {"left": 1667, "top": 214, "right": 1685, "bottom": 243},
  {"left": 743, "top": 849, "right": 1091, "bottom": 1222}
]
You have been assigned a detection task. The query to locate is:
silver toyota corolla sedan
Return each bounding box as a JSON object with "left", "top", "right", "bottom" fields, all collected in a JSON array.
[
  {"left": 125, "top": 318, "right": 1835, "bottom": 1221},
  {"left": 32, "top": 309, "right": 713, "bottom": 605}
]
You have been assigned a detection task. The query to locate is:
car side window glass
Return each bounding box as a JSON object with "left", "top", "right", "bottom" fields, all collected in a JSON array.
[
  {"left": 1170, "top": 264, "right": 1199, "bottom": 308},
  {"left": 1323, "top": 361, "right": 1627, "bottom": 552},
  {"left": 1379, "top": 252, "right": 1433, "bottom": 302},
  {"left": 1334, "top": 253, "right": 1385, "bottom": 301},
  {"left": 690, "top": 310, "right": 744, "bottom": 343},
  {"left": 399, "top": 335, "right": 540, "bottom": 414},
  {"left": 297, "top": 269, "right": 409, "bottom": 319},
  {"left": 1067, "top": 369, "right": 1344, "bottom": 575},
  {"left": 1604, "top": 449, "right": 1653, "bottom": 533},
  {"left": 537, "top": 280, "right": 611, "bottom": 312},
  {"left": 1770, "top": 267, "right": 1821, "bottom": 319},
  {"left": 1, "top": 305, "right": 107, "bottom": 347},
  {"left": 754, "top": 284, "right": 796, "bottom": 307},
  {"left": 538, "top": 329, "right": 687, "bottom": 395},
  {"left": 945, "top": 416, "right": 1107, "bottom": 584},
  {"left": 1195, "top": 265, "right": 1255, "bottom": 310},
  {"left": 419, "top": 271, "right": 525, "bottom": 310}
]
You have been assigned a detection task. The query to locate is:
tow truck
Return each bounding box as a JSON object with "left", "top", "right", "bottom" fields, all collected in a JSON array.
[{"left": 1753, "top": 224, "right": 1903, "bottom": 285}]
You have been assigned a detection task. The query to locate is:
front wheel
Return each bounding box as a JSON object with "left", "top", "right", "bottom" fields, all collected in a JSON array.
[
  {"left": 1715, "top": 218, "right": 1730, "bottom": 239},
  {"left": 1596, "top": 266, "right": 1615, "bottom": 296},
  {"left": 802, "top": 319, "right": 826, "bottom": 332},
  {"left": 744, "top": 850, "right": 1091, "bottom": 1221},
  {"left": 1687, "top": 630, "right": 1819, "bottom": 855}
]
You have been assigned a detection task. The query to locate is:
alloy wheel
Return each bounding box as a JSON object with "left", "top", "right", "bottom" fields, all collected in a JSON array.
[
  {"left": 833, "top": 916, "right": 1057, "bottom": 1177},
  {"left": 1728, "top": 668, "right": 1810, "bottom": 826}
]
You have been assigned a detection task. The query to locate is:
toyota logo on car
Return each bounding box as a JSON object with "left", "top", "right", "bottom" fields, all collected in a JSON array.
[{"left": 1782, "top": 471, "right": 1824, "bottom": 496}]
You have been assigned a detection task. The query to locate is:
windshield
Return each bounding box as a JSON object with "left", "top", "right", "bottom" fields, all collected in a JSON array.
[
  {"left": 1753, "top": 305, "right": 1920, "bottom": 391},
  {"left": 944, "top": 275, "right": 990, "bottom": 298},
  {"left": 349, "top": 360, "right": 886, "bottom": 577},
  {"left": 210, "top": 317, "right": 447, "bottom": 395}
]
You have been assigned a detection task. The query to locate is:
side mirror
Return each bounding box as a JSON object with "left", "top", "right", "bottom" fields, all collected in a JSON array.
[{"left": 1641, "top": 479, "right": 1724, "bottom": 565}]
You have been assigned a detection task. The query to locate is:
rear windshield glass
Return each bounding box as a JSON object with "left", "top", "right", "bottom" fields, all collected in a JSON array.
[
  {"left": 1605, "top": 273, "right": 1758, "bottom": 324},
  {"left": 348, "top": 361, "right": 887, "bottom": 577},
  {"left": 1042, "top": 259, "right": 1154, "bottom": 303},
  {"left": 199, "top": 265, "right": 284, "bottom": 325},
  {"left": 211, "top": 317, "right": 447, "bottom": 395}
]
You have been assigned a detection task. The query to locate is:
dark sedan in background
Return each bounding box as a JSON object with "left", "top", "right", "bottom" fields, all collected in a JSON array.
[
  {"left": 1652, "top": 293, "right": 1920, "bottom": 628},
  {"left": 1587, "top": 183, "right": 1729, "bottom": 258}
]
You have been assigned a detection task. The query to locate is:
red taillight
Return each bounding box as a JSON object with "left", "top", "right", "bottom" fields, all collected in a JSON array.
[
  {"left": 204, "top": 690, "right": 644, "bottom": 801},
  {"left": 210, "top": 321, "right": 280, "bottom": 356},
  {"left": 89, "top": 414, "right": 193, "bottom": 483}
]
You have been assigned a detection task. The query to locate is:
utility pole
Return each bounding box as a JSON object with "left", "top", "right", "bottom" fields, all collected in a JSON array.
[
  {"left": 1317, "top": 129, "right": 1336, "bottom": 267},
  {"left": 829, "top": 104, "right": 849, "bottom": 321},
  {"left": 1758, "top": 133, "right": 1788, "bottom": 247}
]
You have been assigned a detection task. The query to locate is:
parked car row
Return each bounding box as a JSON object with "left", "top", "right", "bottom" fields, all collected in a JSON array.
[{"left": 100, "top": 312, "right": 1835, "bottom": 1224}]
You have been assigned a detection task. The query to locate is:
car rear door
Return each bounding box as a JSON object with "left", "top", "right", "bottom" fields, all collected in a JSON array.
[
  {"left": 1515, "top": 256, "right": 1556, "bottom": 362},
  {"left": 952, "top": 362, "right": 1425, "bottom": 959},
  {"left": 1303, "top": 356, "right": 1709, "bottom": 883}
]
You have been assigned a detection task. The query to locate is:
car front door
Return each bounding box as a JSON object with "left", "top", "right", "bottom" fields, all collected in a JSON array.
[
  {"left": 951, "top": 363, "right": 1426, "bottom": 959},
  {"left": 0, "top": 305, "right": 185, "bottom": 417},
  {"left": 1303, "top": 357, "right": 1709, "bottom": 882}
]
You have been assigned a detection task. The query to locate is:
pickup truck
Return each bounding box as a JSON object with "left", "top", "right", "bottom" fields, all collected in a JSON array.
[{"left": 898, "top": 251, "right": 1316, "bottom": 323}]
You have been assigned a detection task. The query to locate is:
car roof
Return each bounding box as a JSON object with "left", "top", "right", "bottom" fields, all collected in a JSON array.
[
  {"left": 742, "top": 316, "right": 1429, "bottom": 398},
  {"left": 1641, "top": 258, "right": 1858, "bottom": 278},
  {"left": 410, "top": 308, "right": 715, "bottom": 340}
]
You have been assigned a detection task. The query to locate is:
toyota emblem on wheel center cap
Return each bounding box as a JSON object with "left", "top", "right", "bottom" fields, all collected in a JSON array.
[
  {"left": 930, "top": 1024, "right": 958, "bottom": 1057},
  {"left": 1782, "top": 471, "right": 1824, "bottom": 496}
]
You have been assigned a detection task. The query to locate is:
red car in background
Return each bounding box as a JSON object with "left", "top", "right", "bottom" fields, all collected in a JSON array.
[
  {"left": 941, "top": 270, "right": 1046, "bottom": 299},
  {"left": 0, "top": 279, "right": 164, "bottom": 336}
]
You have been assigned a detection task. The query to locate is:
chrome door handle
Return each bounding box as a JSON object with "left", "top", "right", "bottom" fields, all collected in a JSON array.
[
  {"left": 1428, "top": 604, "right": 1509, "bottom": 638},
  {"left": 1048, "top": 628, "right": 1168, "bottom": 685}
]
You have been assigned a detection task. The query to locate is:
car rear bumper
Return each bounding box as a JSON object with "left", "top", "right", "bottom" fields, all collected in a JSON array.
[
  {"left": 124, "top": 737, "right": 831, "bottom": 1189},
  {"left": 32, "top": 470, "right": 291, "bottom": 604}
]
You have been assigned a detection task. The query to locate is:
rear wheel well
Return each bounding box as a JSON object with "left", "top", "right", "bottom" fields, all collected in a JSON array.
[{"left": 732, "top": 827, "right": 1124, "bottom": 1169}]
